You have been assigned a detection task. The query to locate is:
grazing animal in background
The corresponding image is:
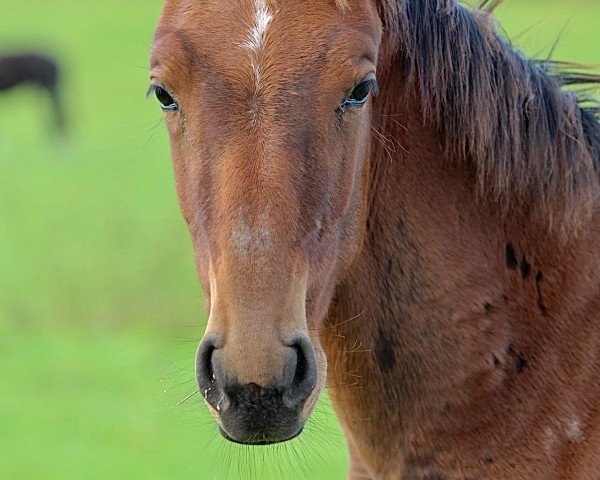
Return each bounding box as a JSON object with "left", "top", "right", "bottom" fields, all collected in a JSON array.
[
  {"left": 149, "top": 0, "right": 600, "bottom": 478},
  {"left": 0, "top": 53, "right": 66, "bottom": 134}
]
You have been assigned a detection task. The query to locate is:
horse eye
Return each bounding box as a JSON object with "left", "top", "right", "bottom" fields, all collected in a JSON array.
[
  {"left": 154, "top": 86, "right": 178, "bottom": 112},
  {"left": 350, "top": 82, "right": 370, "bottom": 102},
  {"left": 342, "top": 80, "right": 376, "bottom": 109}
]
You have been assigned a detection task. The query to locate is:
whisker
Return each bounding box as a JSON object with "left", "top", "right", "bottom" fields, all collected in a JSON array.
[
  {"left": 177, "top": 390, "right": 199, "bottom": 406},
  {"left": 330, "top": 308, "right": 366, "bottom": 328}
]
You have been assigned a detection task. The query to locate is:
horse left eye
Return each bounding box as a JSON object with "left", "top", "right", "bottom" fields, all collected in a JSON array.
[{"left": 342, "top": 79, "right": 376, "bottom": 109}]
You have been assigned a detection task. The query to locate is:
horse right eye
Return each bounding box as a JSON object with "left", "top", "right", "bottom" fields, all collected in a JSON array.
[{"left": 154, "top": 86, "right": 179, "bottom": 112}]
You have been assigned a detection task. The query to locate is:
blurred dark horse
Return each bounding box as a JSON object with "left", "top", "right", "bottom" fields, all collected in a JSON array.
[{"left": 0, "top": 53, "right": 65, "bottom": 134}]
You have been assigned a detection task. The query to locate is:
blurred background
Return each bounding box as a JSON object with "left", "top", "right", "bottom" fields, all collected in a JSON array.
[{"left": 0, "top": 0, "right": 598, "bottom": 478}]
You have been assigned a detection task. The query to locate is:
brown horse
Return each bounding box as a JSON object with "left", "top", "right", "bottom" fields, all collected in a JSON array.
[{"left": 149, "top": 0, "right": 600, "bottom": 478}]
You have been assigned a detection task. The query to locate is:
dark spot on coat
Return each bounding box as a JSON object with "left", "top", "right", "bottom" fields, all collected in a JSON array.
[
  {"left": 483, "top": 302, "right": 492, "bottom": 316},
  {"left": 505, "top": 243, "right": 518, "bottom": 270},
  {"left": 483, "top": 456, "right": 494, "bottom": 464},
  {"left": 387, "top": 258, "right": 393, "bottom": 273},
  {"left": 507, "top": 345, "right": 527, "bottom": 374},
  {"left": 535, "top": 271, "right": 547, "bottom": 313},
  {"left": 520, "top": 256, "right": 531, "bottom": 279},
  {"left": 515, "top": 355, "right": 526, "bottom": 374},
  {"left": 374, "top": 328, "right": 396, "bottom": 373},
  {"left": 492, "top": 354, "right": 501, "bottom": 367}
]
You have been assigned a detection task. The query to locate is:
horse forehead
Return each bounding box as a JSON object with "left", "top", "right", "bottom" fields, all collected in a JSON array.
[
  {"left": 157, "top": 0, "right": 370, "bottom": 52},
  {"left": 154, "top": 2, "right": 322, "bottom": 83},
  {"left": 155, "top": 0, "right": 382, "bottom": 77},
  {"left": 159, "top": 0, "right": 329, "bottom": 30}
]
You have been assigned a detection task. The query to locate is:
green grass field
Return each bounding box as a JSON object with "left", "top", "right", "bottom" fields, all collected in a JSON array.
[{"left": 1, "top": 1, "right": 598, "bottom": 478}]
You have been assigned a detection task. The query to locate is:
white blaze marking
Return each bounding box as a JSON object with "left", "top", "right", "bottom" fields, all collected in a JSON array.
[
  {"left": 246, "top": 0, "right": 272, "bottom": 52},
  {"left": 244, "top": 0, "right": 273, "bottom": 90}
]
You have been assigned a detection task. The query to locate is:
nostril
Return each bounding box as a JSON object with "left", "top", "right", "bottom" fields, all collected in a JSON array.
[
  {"left": 196, "top": 335, "right": 221, "bottom": 407},
  {"left": 291, "top": 343, "right": 308, "bottom": 392},
  {"left": 284, "top": 335, "right": 317, "bottom": 408},
  {"left": 197, "top": 336, "right": 216, "bottom": 382}
]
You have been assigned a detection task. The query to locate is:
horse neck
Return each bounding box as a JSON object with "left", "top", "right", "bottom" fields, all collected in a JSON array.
[
  {"left": 325, "top": 74, "right": 500, "bottom": 411},
  {"left": 322, "top": 63, "right": 600, "bottom": 453}
]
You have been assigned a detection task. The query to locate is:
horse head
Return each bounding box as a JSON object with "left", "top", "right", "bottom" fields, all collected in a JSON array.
[{"left": 150, "top": 0, "right": 381, "bottom": 444}]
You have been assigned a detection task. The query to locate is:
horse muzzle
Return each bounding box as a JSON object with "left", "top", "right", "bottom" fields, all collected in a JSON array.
[{"left": 196, "top": 333, "right": 318, "bottom": 445}]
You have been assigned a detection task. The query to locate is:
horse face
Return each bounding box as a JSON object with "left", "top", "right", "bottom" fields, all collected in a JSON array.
[{"left": 150, "top": 0, "right": 382, "bottom": 445}]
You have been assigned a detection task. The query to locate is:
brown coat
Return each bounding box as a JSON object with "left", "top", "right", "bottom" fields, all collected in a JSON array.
[{"left": 150, "top": 0, "right": 600, "bottom": 477}]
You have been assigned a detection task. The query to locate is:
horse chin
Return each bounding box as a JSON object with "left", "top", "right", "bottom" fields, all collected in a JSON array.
[
  {"left": 218, "top": 425, "right": 304, "bottom": 446},
  {"left": 212, "top": 397, "right": 311, "bottom": 446}
]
